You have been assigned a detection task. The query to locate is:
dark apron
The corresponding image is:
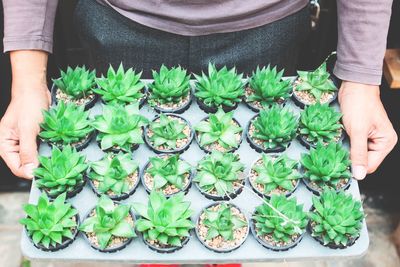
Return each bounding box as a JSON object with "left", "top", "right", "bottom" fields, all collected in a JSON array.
[{"left": 73, "top": 0, "right": 310, "bottom": 78}]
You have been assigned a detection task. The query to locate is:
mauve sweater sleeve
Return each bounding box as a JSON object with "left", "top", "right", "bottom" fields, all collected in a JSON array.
[
  {"left": 2, "top": 0, "right": 59, "bottom": 53},
  {"left": 334, "top": 0, "right": 393, "bottom": 85}
]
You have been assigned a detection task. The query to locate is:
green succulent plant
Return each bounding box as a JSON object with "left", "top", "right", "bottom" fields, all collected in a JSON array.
[
  {"left": 92, "top": 103, "right": 149, "bottom": 152},
  {"left": 301, "top": 142, "right": 351, "bottom": 189},
  {"left": 299, "top": 103, "right": 342, "bottom": 145},
  {"left": 202, "top": 203, "right": 247, "bottom": 241},
  {"left": 193, "top": 151, "right": 245, "bottom": 196},
  {"left": 309, "top": 189, "right": 364, "bottom": 247},
  {"left": 148, "top": 65, "right": 191, "bottom": 105},
  {"left": 250, "top": 105, "right": 298, "bottom": 150},
  {"left": 253, "top": 195, "right": 308, "bottom": 244},
  {"left": 94, "top": 63, "right": 145, "bottom": 104},
  {"left": 247, "top": 65, "right": 292, "bottom": 108},
  {"left": 34, "top": 145, "right": 87, "bottom": 198},
  {"left": 88, "top": 152, "right": 139, "bottom": 196},
  {"left": 251, "top": 154, "right": 301, "bottom": 195},
  {"left": 20, "top": 193, "right": 78, "bottom": 249},
  {"left": 148, "top": 114, "right": 189, "bottom": 150},
  {"left": 39, "top": 102, "right": 94, "bottom": 145},
  {"left": 132, "top": 191, "right": 195, "bottom": 247},
  {"left": 79, "top": 195, "right": 136, "bottom": 250},
  {"left": 194, "top": 63, "right": 245, "bottom": 109},
  {"left": 53, "top": 66, "right": 96, "bottom": 99},
  {"left": 146, "top": 155, "right": 191, "bottom": 192},
  {"left": 195, "top": 108, "right": 242, "bottom": 151},
  {"left": 295, "top": 62, "right": 337, "bottom": 102}
]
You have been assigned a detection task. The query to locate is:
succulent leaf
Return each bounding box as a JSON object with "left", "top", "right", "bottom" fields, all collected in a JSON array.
[
  {"left": 132, "top": 191, "right": 195, "bottom": 247},
  {"left": 195, "top": 108, "right": 242, "bottom": 151},
  {"left": 92, "top": 103, "right": 149, "bottom": 152},
  {"left": 79, "top": 195, "right": 136, "bottom": 249},
  {"left": 251, "top": 105, "right": 298, "bottom": 149},
  {"left": 301, "top": 142, "right": 351, "bottom": 188},
  {"left": 253, "top": 195, "right": 308, "bottom": 243},
  {"left": 53, "top": 66, "right": 96, "bottom": 99},
  {"left": 20, "top": 193, "right": 78, "bottom": 248},
  {"left": 247, "top": 65, "right": 292, "bottom": 107},
  {"left": 194, "top": 63, "right": 245, "bottom": 109},
  {"left": 34, "top": 145, "right": 87, "bottom": 197},
  {"left": 193, "top": 151, "right": 245, "bottom": 196},
  {"left": 148, "top": 65, "right": 191, "bottom": 105},
  {"left": 94, "top": 63, "right": 144, "bottom": 104},
  {"left": 39, "top": 102, "right": 93, "bottom": 145},
  {"left": 309, "top": 189, "right": 364, "bottom": 246}
]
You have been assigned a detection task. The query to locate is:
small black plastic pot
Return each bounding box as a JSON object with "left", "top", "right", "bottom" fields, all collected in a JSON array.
[
  {"left": 195, "top": 202, "right": 249, "bottom": 253},
  {"left": 99, "top": 87, "right": 148, "bottom": 109},
  {"left": 291, "top": 75, "right": 340, "bottom": 109},
  {"left": 250, "top": 216, "right": 305, "bottom": 252},
  {"left": 81, "top": 205, "right": 136, "bottom": 253},
  {"left": 140, "top": 156, "right": 193, "bottom": 197},
  {"left": 142, "top": 231, "right": 191, "bottom": 253},
  {"left": 194, "top": 177, "right": 244, "bottom": 201},
  {"left": 44, "top": 130, "right": 96, "bottom": 152},
  {"left": 195, "top": 117, "right": 243, "bottom": 154},
  {"left": 297, "top": 129, "right": 345, "bottom": 150},
  {"left": 247, "top": 155, "right": 300, "bottom": 199},
  {"left": 307, "top": 208, "right": 360, "bottom": 249},
  {"left": 196, "top": 97, "right": 240, "bottom": 114},
  {"left": 51, "top": 83, "right": 98, "bottom": 111},
  {"left": 246, "top": 115, "right": 292, "bottom": 153},
  {"left": 26, "top": 207, "right": 80, "bottom": 252},
  {"left": 149, "top": 89, "right": 193, "bottom": 114},
  {"left": 87, "top": 169, "right": 140, "bottom": 201},
  {"left": 36, "top": 178, "right": 86, "bottom": 200},
  {"left": 144, "top": 114, "right": 194, "bottom": 154}
]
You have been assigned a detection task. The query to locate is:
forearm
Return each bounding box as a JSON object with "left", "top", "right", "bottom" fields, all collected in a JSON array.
[
  {"left": 10, "top": 51, "right": 48, "bottom": 96},
  {"left": 3, "top": 0, "right": 59, "bottom": 53},
  {"left": 334, "top": 0, "right": 393, "bottom": 85}
]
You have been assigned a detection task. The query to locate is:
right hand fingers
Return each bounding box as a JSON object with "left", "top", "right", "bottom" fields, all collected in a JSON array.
[
  {"left": 348, "top": 127, "right": 368, "bottom": 180},
  {"left": 0, "top": 129, "right": 30, "bottom": 178},
  {"left": 18, "top": 120, "right": 40, "bottom": 178}
]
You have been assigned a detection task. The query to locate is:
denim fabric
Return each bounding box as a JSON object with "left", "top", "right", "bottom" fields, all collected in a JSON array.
[{"left": 74, "top": 0, "right": 310, "bottom": 78}]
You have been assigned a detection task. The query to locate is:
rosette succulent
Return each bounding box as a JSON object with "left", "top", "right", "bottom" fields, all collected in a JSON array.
[
  {"left": 202, "top": 203, "right": 247, "bottom": 241},
  {"left": 132, "top": 191, "right": 195, "bottom": 248},
  {"left": 195, "top": 108, "right": 242, "bottom": 152},
  {"left": 147, "top": 114, "right": 190, "bottom": 150},
  {"left": 193, "top": 151, "right": 245, "bottom": 196},
  {"left": 309, "top": 189, "right": 364, "bottom": 247},
  {"left": 53, "top": 66, "right": 96, "bottom": 99},
  {"left": 92, "top": 103, "right": 149, "bottom": 152},
  {"left": 94, "top": 64, "right": 145, "bottom": 104},
  {"left": 148, "top": 65, "right": 191, "bottom": 106},
  {"left": 79, "top": 195, "right": 136, "bottom": 250},
  {"left": 295, "top": 62, "right": 337, "bottom": 102},
  {"left": 195, "top": 63, "right": 245, "bottom": 110},
  {"left": 88, "top": 152, "right": 139, "bottom": 197},
  {"left": 301, "top": 142, "right": 351, "bottom": 189},
  {"left": 250, "top": 154, "right": 301, "bottom": 195},
  {"left": 145, "top": 155, "right": 192, "bottom": 193},
  {"left": 299, "top": 103, "right": 342, "bottom": 145},
  {"left": 250, "top": 105, "right": 298, "bottom": 150},
  {"left": 253, "top": 195, "right": 308, "bottom": 245},
  {"left": 34, "top": 145, "right": 87, "bottom": 198},
  {"left": 247, "top": 65, "right": 292, "bottom": 108},
  {"left": 20, "top": 193, "right": 78, "bottom": 249},
  {"left": 39, "top": 102, "right": 94, "bottom": 146}
]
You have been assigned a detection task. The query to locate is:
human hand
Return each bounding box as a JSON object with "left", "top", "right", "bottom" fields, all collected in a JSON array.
[
  {"left": 339, "top": 81, "right": 397, "bottom": 180},
  {"left": 0, "top": 50, "right": 50, "bottom": 179}
]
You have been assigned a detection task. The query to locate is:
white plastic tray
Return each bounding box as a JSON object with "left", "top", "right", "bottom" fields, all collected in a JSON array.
[{"left": 21, "top": 80, "right": 369, "bottom": 263}]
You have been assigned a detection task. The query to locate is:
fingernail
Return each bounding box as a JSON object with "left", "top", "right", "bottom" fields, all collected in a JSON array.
[
  {"left": 23, "top": 163, "right": 35, "bottom": 179},
  {"left": 352, "top": 165, "right": 367, "bottom": 180}
]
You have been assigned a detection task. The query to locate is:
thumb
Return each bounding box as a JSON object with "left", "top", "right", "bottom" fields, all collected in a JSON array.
[
  {"left": 19, "top": 123, "right": 39, "bottom": 179},
  {"left": 349, "top": 129, "right": 368, "bottom": 180}
]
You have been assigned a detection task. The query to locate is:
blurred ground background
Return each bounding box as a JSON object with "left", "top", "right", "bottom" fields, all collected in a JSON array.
[{"left": 1, "top": 0, "right": 400, "bottom": 266}]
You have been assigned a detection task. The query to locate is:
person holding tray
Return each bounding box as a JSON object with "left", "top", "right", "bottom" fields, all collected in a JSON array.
[{"left": 0, "top": 0, "right": 398, "bottom": 260}]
